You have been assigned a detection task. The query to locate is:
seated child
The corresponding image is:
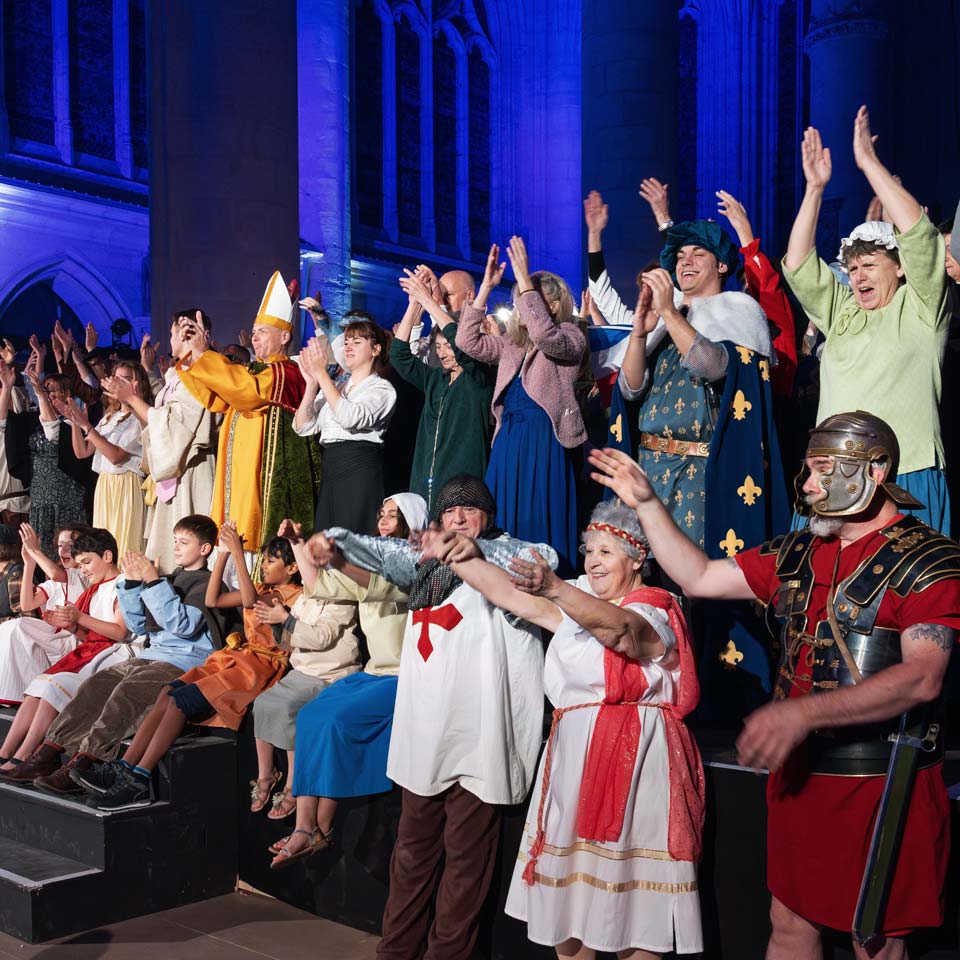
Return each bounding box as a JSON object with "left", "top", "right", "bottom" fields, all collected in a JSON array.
[
  {"left": 267, "top": 492, "right": 424, "bottom": 867},
  {"left": 0, "top": 522, "right": 88, "bottom": 705},
  {"left": 0, "top": 527, "right": 135, "bottom": 780},
  {"left": 30, "top": 515, "right": 227, "bottom": 795},
  {"left": 80, "top": 521, "right": 302, "bottom": 811},
  {"left": 250, "top": 519, "right": 364, "bottom": 821}
]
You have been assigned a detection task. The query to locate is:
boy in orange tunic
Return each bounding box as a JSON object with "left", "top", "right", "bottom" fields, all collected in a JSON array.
[{"left": 86, "top": 520, "right": 302, "bottom": 810}]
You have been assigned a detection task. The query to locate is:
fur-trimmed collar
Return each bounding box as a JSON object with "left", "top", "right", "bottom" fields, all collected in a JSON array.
[{"left": 646, "top": 291, "right": 773, "bottom": 360}]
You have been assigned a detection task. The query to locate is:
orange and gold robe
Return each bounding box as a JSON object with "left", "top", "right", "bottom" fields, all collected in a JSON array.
[{"left": 177, "top": 350, "right": 321, "bottom": 551}]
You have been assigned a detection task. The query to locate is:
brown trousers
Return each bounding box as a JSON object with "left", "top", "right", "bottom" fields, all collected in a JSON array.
[
  {"left": 46, "top": 658, "right": 184, "bottom": 759},
  {"left": 377, "top": 784, "right": 501, "bottom": 960}
]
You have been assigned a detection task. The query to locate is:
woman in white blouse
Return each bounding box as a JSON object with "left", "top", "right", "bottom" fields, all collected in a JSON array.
[
  {"left": 294, "top": 317, "right": 396, "bottom": 534},
  {"left": 56, "top": 360, "right": 153, "bottom": 556}
]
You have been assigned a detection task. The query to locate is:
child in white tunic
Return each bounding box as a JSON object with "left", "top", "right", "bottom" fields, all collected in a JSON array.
[
  {"left": 0, "top": 523, "right": 88, "bottom": 705},
  {"left": 421, "top": 500, "right": 704, "bottom": 959},
  {"left": 0, "top": 528, "right": 135, "bottom": 779}
]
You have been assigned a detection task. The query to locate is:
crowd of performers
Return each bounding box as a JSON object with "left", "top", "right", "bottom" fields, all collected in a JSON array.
[{"left": 0, "top": 106, "right": 957, "bottom": 960}]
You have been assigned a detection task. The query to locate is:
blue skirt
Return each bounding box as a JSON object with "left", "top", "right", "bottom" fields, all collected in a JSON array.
[
  {"left": 485, "top": 377, "right": 578, "bottom": 575},
  {"left": 291, "top": 672, "right": 398, "bottom": 799}
]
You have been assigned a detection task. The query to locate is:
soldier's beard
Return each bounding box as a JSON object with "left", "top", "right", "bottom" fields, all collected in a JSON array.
[{"left": 808, "top": 514, "right": 844, "bottom": 537}]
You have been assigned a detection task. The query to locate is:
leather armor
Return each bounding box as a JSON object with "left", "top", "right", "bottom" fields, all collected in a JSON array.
[{"left": 761, "top": 516, "right": 960, "bottom": 775}]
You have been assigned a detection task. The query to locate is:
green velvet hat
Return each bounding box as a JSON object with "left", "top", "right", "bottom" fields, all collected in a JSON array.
[{"left": 659, "top": 219, "right": 740, "bottom": 280}]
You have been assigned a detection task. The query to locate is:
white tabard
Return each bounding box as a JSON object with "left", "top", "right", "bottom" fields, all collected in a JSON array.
[{"left": 386, "top": 581, "right": 544, "bottom": 805}]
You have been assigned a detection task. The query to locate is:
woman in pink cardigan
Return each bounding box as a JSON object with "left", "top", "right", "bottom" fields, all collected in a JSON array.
[{"left": 457, "top": 237, "right": 586, "bottom": 574}]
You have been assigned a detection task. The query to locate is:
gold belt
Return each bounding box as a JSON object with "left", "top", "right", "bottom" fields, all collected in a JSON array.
[{"left": 639, "top": 432, "right": 710, "bottom": 458}]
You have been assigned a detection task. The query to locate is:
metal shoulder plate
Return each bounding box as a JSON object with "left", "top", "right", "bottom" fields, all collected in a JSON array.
[
  {"left": 768, "top": 529, "right": 816, "bottom": 619},
  {"left": 834, "top": 516, "right": 960, "bottom": 636}
]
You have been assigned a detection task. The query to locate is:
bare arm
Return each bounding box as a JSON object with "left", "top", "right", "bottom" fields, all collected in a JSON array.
[
  {"left": 588, "top": 447, "right": 755, "bottom": 600},
  {"left": 304, "top": 533, "right": 372, "bottom": 590},
  {"left": 737, "top": 622, "right": 953, "bottom": 771},
  {"left": 852, "top": 105, "right": 922, "bottom": 233},
  {"left": 204, "top": 536, "right": 243, "bottom": 609},
  {"left": 784, "top": 127, "right": 832, "bottom": 271}
]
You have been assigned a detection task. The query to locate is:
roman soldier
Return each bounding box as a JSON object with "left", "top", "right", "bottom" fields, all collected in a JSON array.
[{"left": 588, "top": 411, "right": 960, "bottom": 959}]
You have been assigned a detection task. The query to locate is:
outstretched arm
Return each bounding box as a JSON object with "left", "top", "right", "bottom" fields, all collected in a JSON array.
[
  {"left": 852, "top": 105, "right": 922, "bottom": 233},
  {"left": 784, "top": 126, "right": 832, "bottom": 271},
  {"left": 588, "top": 447, "right": 754, "bottom": 601}
]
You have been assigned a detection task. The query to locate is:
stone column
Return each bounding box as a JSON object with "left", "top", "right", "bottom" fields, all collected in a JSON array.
[
  {"left": 805, "top": 1, "right": 896, "bottom": 253},
  {"left": 297, "top": 0, "right": 351, "bottom": 327},
  {"left": 581, "top": 0, "right": 679, "bottom": 295},
  {"left": 149, "top": 0, "right": 300, "bottom": 348}
]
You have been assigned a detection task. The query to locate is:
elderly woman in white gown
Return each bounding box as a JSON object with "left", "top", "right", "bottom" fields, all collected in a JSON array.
[{"left": 420, "top": 499, "right": 705, "bottom": 960}]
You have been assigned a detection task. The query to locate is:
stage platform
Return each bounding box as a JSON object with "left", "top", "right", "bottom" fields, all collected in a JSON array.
[{"left": 0, "top": 705, "right": 957, "bottom": 957}]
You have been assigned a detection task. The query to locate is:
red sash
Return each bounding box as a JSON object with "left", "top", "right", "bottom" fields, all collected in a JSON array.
[
  {"left": 522, "top": 587, "right": 705, "bottom": 885},
  {"left": 44, "top": 579, "right": 117, "bottom": 676}
]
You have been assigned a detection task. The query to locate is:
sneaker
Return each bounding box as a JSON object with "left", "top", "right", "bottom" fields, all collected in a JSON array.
[
  {"left": 72, "top": 759, "right": 124, "bottom": 794},
  {"left": 93, "top": 769, "right": 152, "bottom": 811}
]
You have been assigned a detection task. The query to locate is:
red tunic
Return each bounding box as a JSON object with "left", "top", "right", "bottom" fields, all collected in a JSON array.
[{"left": 736, "top": 515, "right": 960, "bottom": 933}]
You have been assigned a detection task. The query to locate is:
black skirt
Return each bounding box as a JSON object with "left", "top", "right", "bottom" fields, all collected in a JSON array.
[{"left": 314, "top": 440, "right": 384, "bottom": 534}]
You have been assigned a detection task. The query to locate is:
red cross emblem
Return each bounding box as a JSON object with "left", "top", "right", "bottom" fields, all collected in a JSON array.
[{"left": 411, "top": 604, "right": 463, "bottom": 662}]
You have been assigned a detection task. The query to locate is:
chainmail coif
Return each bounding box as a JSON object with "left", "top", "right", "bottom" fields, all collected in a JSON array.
[{"left": 407, "top": 474, "right": 503, "bottom": 610}]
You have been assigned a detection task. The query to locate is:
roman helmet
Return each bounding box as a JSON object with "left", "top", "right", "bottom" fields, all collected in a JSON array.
[{"left": 795, "top": 411, "right": 923, "bottom": 518}]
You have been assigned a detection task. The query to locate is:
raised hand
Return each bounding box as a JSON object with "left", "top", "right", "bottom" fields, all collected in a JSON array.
[
  {"left": 800, "top": 126, "right": 832, "bottom": 190},
  {"left": 238, "top": 328, "right": 252, "bottom": 349},
  {"left": 299, "top": 336, "right": 330, "bottom": 382},
  {"left": 633, "top": 284, "right": 659, "bottom": 336},
  {"left": 506, "top": 235, "right": 532, "bottom": 290},
  {"left": 588, "top": 447, "right": 655, "bottom": 509},
  {"left": 158, "top": 354, "right": 171, "bottom": 377},
  {"left": 0, "top": 362, "right": 15, "bottom": 391},
  {"left": 179, "top": 311, "right": 211, "bottom": 358},
  {"left": 217, "top": 520, "right": 244, "bottom": 555},
  {"left": 480, "top": 243, "right": 507, "bottom": 291},
  {"left": 414, "top": 264, "right": 444, "bottom": 306},
  {"left": 638, "top": 178, "right": 671, "bottom": 225},
  {"left": 399, "top": 269, "right": 435, "bottom": 309},
  {"left": 101, "top": 374, "right": 135, "bottom": 404},
  {"left": 58, "top": 397, "right": 91, "bottom": 429},
  {"left": 0, "top": 339, "right": 14, "bottom": 366},
  {"left": 715, "top": 189, "right": 755, "bottom": 247},
  {"left": 852, "top": 104, "right": 880, "bottom": 171},
  {"left": 509, "top": 549, "right": 560, "bottom": 598},
  {"left": 29, "top": 334, "right": 47, "bottom": 366},
  {"left": 140, "top": 333, "right": 157, "bottom": 372},
  {"left": 583, "top": 190, "right": 609, "bottom": 235},
  {"left": 639, "top": 268, "right": 677, "bottom": 318},
  {"left": 85, "top": 322, "right": 98, "bottom": 352},
  {"left": 19, "top": 522, "right": 41, "bottom": 562},
  {"left": 276, "top": 519, "right": 303, "bottom": 544}
]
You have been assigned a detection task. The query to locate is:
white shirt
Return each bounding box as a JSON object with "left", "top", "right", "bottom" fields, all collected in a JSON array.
[
  {"left": 92, "top": 411, "right": 144, "bottom": 477},
  {"left": 293, "top": 373, "right": 396, "bottom": 445}
]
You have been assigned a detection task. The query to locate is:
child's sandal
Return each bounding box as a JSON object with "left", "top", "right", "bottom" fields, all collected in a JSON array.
[
  {"left": 267, "top": 787, "right": 297, "bottom": 820},
  {"left": 249, "top": 770, "right": 281, "bottom": 813}
]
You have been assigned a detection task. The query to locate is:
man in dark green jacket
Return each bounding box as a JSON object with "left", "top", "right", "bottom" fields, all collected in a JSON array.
[{"left": 392, "top": 272, "right": 494, "bottom": 512}]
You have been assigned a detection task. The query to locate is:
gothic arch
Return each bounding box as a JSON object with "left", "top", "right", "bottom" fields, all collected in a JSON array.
[{"left": 0, "top": 253, "right": 133, "bottom": 332}]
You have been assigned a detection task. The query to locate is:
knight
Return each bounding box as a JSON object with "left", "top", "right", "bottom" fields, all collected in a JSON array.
[
  {"left": 306, "top": 474, "right": 550, "bottom": 960},
  {"left": 588, "top": 411, "right": 960, "bottom": 959}
]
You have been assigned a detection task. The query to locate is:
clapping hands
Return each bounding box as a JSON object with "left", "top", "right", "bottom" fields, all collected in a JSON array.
[
  {"left": 217, "top": 520, "right": 245, "bottom": 556},
  {"left": 299, "top": 336, "right": 331, "bottom": 382},
  {"left": 123, "top": 550, "right": 159, "bottom": 583}
]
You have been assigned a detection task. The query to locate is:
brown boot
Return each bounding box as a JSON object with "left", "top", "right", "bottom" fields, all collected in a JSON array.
[
  {"left": 0, "top": 744, "right": 63, "bottom": 783},
  {"left": 34, "top": 753, "right": 93, "bottom": 796}
]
